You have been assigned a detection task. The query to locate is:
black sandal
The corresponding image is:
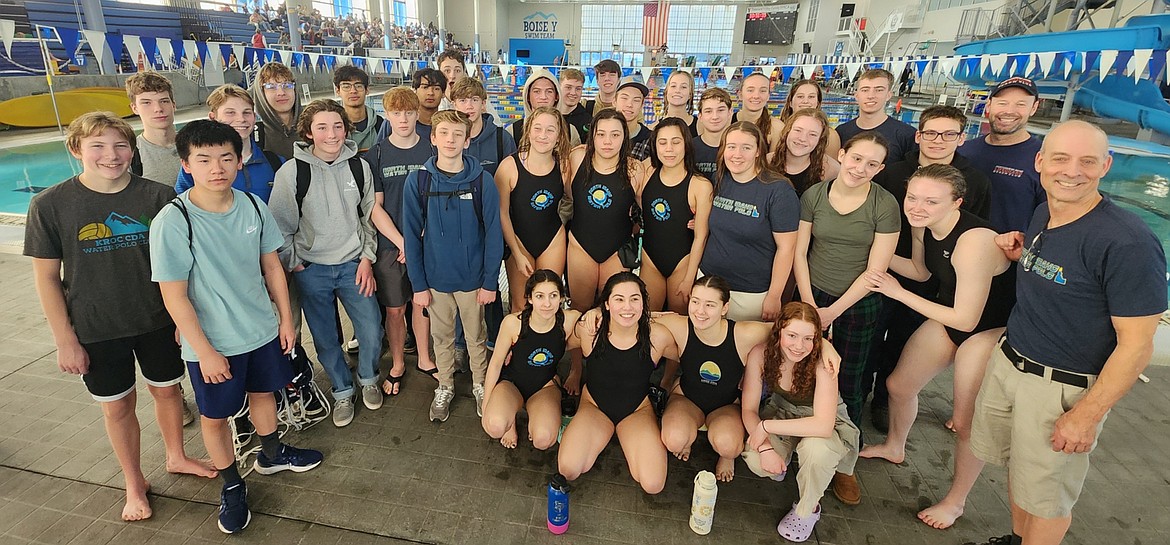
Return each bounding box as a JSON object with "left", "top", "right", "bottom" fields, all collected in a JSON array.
[
  {"left": 382, "top": 373, "right": 404, "bottom": 396},
  {"left": 414, "top": 365, "right": 439, "bottom": 383}
]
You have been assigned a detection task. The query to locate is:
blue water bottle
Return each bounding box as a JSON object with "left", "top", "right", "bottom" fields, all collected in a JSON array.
[{"left": 547, "top": 473, "right": 570, "bottom": 534}]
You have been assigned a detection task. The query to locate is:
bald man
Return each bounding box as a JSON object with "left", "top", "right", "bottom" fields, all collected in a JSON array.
[{"left": 969, "top": 120, "right": 1166, "bottom": 545}]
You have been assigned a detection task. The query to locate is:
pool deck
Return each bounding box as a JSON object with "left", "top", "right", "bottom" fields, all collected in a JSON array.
[{"left": 0, "top": 250, "right": 1168, "bottom": 545}]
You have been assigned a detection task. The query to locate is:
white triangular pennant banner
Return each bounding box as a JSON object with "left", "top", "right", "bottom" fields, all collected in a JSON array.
[
  {"left": 156, "top": 39, "right": 174, "bottom": 69},
  {"left": 986, "top": 53, "right": 1008, "bottom": 77},
  {"left": 232, "top": 44, "right": 245, "bottom": 67},
  {"left": 337, "top": 55, "right": 350, "bottom": 66},
  {"left": 308, "top": 52, "right": 320, "bottom": 71},
  {"left": 0, "top": 19, "right": 14, "bottom": 57},
  {"left": 1036, "top": 51, "right": 1056, "bottom": 77},
  {"left": 937, "top": 56, "right": 958, "bottom": 77},
  {"left": 889, "top": 59, "right": 908, "bottom": 82},
  {"left": 1132, "top": 49, "right": 1153, "bottom": 82},
  {"left": 1099, "top": 49, "right": 1117, "bottom": 81},
  {"left": 845, "top": 62, "right": 862, "bottom": 80},
  {"left": 1064, "top": 52, "right": 1077, "bottom": 78},
  {"left": 183, "top": 39, "right": 197, "bottom": 65},
  {"left": 81, "top": 30, "right": 108, "bottom": 64},
  {"left": 123, "top": 35, "right": 144, "bottom": 70},
  {"left": 279, "top": 49, "right": 292, "bottom": 66}
]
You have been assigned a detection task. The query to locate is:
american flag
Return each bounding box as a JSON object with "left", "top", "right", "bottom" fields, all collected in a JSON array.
[{"left": 642, "top": 1, "right": 670, "bottom": 48}]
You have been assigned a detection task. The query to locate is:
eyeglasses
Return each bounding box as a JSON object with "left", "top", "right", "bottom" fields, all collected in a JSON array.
[
  {"left": 1021, "top": 229, "right": 1045, "bottom": 273},
  {"left": 262, "top": 82, "right": 295, "bottom": 91},
  {"left": 919, "top": 130, "right": 962, "bottom": 142},
  {"left": 920, "top": 130, "right": 962, "bottom": 142},
  {"left": 338, "top": 82, "right": 365, "bottom": 91}
]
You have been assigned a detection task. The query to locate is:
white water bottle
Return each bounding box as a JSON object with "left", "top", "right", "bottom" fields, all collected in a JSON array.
[{"left": 689, "top": 470, "right": 718, "bottom": 535}]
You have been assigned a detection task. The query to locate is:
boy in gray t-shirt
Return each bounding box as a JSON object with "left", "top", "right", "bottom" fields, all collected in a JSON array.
[
  {"left": 127, "top": 71, "right": 181, "bottom": 187},
  {"left": 150, "top": 120, "right": 323, "bottom": 535}
]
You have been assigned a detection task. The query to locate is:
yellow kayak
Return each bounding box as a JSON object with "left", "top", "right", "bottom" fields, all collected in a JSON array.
[{"left": 0, "top": 88, "right": 133, "bottom": 128}]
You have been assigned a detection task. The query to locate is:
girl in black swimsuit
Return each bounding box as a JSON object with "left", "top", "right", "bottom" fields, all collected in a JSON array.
[
  {"left": 482, "top": 270, "right": 581, "bottom": 450},
  {"left": 859, "top": 165, "right": 1016, "bottom": 531},
  {"left": 768, "top": 108, "right": 841, "bottom": 196},
  {"left": 638, "top": 118, "right": 713, "bottom": 313},
  {"left": 649, "top": 70, "right": 699, "bottom": 137},
  {"left": 564, "top": 110, "right": 649, "bottom": 394},
  {"left": 558, "top": 272, "right": 674, "bottom": 495},
  {"left": 654, "top": 276, "right": 771, "bottom": 482},
  {"left": 495, "top": 107, "right": 572, "bottom": 313}
]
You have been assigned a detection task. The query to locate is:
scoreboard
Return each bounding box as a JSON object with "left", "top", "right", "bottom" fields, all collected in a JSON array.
[{"left": 743, "top": 7, "right": 797, "bottom": 45}]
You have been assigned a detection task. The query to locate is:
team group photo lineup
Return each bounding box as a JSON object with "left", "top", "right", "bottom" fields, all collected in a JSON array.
[{"left": 9, "top": 0, "right": 1170, "bottom": 544}]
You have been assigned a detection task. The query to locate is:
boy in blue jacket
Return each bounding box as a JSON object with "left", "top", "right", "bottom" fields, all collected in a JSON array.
[
  {"left": 177, "top": 84, "right": 282, "bottom": 201},
  {"left": 402, "top": 110, "right": 504, "bottom": 422}
]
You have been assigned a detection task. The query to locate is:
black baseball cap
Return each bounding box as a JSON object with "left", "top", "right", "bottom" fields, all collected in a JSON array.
[
  {"left": 594, "top": 59, "right": 621, "bottom": 74},
  {"left": 989, "top": 76, "right": 1038, "bottom": 98},
  {"left": 616, "top": 76, "right": 648, "bottom": 98}
]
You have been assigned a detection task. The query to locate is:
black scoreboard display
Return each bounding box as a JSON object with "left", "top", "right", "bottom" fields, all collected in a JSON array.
[{"left": 743, "top": 8, "right": 797, "bottom": 45}]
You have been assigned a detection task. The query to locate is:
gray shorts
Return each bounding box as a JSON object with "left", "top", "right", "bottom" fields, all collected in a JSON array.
[{"left": 373, "top": 246, "right": 412, "bottom": 308}]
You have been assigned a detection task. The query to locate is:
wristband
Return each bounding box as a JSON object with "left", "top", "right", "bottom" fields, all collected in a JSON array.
[{"left": 758, "top": 447, "right": 774, "bottom": 454}]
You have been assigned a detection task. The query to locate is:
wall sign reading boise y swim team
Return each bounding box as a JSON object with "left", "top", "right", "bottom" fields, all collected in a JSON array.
[{"left": 522, "top": 12, "right": 560, "bottom": 39}]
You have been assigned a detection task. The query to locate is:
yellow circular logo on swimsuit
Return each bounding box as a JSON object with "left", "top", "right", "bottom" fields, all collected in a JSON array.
[{"left": 699, "top": 361, "right": 721, "bottom": 383}]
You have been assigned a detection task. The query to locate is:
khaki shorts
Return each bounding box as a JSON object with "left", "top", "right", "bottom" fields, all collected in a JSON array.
[{"left": 970, "top": 339, "right": 1107, "bottom": 518}]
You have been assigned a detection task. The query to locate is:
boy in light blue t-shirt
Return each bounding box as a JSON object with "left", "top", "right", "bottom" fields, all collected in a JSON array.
[{"left": 150, "top": 120, "right": 323, "bottom": 535}]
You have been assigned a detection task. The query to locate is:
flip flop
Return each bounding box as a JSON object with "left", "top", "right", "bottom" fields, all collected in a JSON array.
[
  {"left": 415, "top": 365, "right": 439, "bottom": 383},
  {"left": 776, "top": 503, "right": 820, "bottom": 543},
  {"left": 381, "top": 373, "right": 404, "bottom": 396}
]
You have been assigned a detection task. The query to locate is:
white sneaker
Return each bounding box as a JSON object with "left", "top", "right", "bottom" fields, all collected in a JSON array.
[
  {"left": 429, "top": 385, "right": 454, "bottom": 422},
  {"left": 472, "top": 383, "right": 485, "bottom": 418},
  {"left": 345, "top": 338, "right": 360, "bottom": 354},
  {"left": 333, "top": 398, "right": 355, "bottom": 427}
]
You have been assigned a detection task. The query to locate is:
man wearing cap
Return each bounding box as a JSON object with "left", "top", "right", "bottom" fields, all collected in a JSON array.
[
  {"left": 614, "top": 77, "right": 652, "bottom": 161},
  {"left": 961, "top": 77, "right": 1046, "bottom": 233},
  {"left": 969, "top": 120, "right": 1165, "bottom": 545},
  {"left": 586, "top": 59, "right": 622, "bottom": 115}
]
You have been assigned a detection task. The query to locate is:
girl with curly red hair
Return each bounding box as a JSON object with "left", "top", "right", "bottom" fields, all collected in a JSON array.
[{"left": 740, "top": 301, "right": 860, "bottom": 543}]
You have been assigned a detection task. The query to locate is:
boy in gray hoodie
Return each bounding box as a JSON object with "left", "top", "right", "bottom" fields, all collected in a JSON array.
[
  {"left": 250, "top": 63, "right": 303, "bottom": 159},
  {"left": 269, "top": 99, "right": 383, "bottom": 428}
]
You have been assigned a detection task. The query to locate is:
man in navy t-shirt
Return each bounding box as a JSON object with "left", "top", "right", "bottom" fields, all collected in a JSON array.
[
  {"left": 835, "top": 68, "right": 917, "bottom": 163},
  {"left": 969, "top": 121, "right": 1166, "bottom": 545},
  {"left": 960, "top": 77, "right": 1046, "bottom": 233}
]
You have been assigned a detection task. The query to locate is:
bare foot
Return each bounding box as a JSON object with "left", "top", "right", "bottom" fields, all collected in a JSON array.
[
  {"left": 671, "top": 445, "right": 690, "bottom": 462},
  {"left": 858, "top": 442, "right": 905, "bottom": 464},
  {"left": 166, "top": 456, "right": 218, "bottom": 478},
  {"left": 564, "top": 369, "right": 582, "bottom": 396},
  {"left": 945, "top": 419, "right": 956, "bottom": 432},
  {"left": 918, "top": 501, "right": 965, "bottom": 529},
  {"left": 121, "top": 482, "right": 152, "bottom": 522},
  {"left": 715, "top": 456, "right": 735, "bottom": 482},
  {"left": 500, "top": 426, "right": 518, "bottom": 449}
]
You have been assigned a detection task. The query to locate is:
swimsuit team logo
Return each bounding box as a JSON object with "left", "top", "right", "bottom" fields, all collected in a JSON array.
[
  {"left": 586, "top": 184, "right": 613, "bottom": 209},
  {"left": 698, "top": 361, "right": 721, "bottom": 385},
  {"left": 650, "top": 198, "right": 671, "bottom": 221},
  {"left": 531, "top": 189, "right": 555, "bottom": 211},
  {"left": 77, "top": 212, "right": 151, "bottom": 254},
  {"left": 528, "top": 348, "right": 555, "bottom": 367}
]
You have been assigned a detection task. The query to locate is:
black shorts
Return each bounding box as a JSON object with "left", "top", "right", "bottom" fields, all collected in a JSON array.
[
  {"left": 373, "top": 246, "right": 412, "bottom": 308},
  {"left": 80, "top": 325, "right": 185, "bottom": 402},
  {"left": 186, "top": 336, "right": 294, "bottom": 419}
]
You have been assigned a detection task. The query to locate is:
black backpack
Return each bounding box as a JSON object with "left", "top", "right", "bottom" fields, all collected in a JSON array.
[
  {"left": 292, "top": 157, "right": 368, "bottom": 222},
  {"left": 168, "top": 191, "right": 264, "bottom": 251}
]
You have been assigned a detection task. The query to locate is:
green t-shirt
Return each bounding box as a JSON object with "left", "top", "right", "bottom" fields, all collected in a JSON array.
[
  {"left": 800, "top": 180, "right": 900, "bottom": 297},
  {"left": 150, "top": 189, "right": 284, "bottom": 360}
]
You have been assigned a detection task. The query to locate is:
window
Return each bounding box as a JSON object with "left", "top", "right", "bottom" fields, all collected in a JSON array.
[
  {"left": 806, "top": 0, "right": 820, "bottom": 33},
  {"left": 580, "top": 4, "right": 734, "bottom": 67}
]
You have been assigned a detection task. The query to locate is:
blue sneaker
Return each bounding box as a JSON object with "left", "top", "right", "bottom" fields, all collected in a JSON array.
[
  {"left": 217, "top": 482, "right": 250, "bottom": 534},
  {"left": 253, "top": 444, "right": 324, "bottom": 475}
]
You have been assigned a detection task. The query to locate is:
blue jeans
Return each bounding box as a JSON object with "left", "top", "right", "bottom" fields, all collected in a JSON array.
[{"left": 294, "top": 260, "right": 383, "bottom": 400}]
